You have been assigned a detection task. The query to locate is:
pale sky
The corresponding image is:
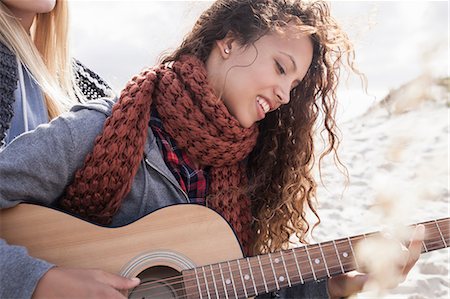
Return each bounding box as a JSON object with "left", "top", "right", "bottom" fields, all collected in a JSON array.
[{"left": 70, "top": 0, "right": 449, "bottom": 122}]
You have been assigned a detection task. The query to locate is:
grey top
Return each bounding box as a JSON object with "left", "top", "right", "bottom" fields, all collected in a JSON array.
[
  {"left": 0, "top": 98, "right": 329, "bottom": 298},
  {"left": 4, "top": 63, "right": 48, "bottom": 145}
]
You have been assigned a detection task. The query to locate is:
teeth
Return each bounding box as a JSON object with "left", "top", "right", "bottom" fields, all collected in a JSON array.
[{"left": 257, "top": 97, "right": 270, "bottom": 113}]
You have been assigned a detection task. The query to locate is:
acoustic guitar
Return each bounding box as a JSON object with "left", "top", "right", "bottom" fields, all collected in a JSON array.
[{"left": 0, "top": 204, "right": 448, "bottom": 298}]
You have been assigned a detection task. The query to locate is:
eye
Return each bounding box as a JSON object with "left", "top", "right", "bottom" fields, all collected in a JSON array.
[{"left": 275, "top": 60, "right": 286, "bottom": 75}]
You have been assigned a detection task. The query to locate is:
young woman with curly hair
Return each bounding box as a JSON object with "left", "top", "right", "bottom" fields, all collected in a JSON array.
[{"left": 0, "top": 0, "right": 422, "bottom": 298}]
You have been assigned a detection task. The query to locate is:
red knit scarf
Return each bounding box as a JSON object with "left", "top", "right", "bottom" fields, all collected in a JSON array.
[{"left": 59, "top": 55, "right": 259, "bottom": 254}]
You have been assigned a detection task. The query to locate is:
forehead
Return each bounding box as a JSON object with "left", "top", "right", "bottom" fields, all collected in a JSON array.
[{"left": 257, "top": 30, "right": 314, "bottom": 76}]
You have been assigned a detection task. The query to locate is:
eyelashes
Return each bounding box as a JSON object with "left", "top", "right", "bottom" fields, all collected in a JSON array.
[
  {"left": 275, "top": 59, "right": 301, "bottom": 93},
  {"left": 275, "top": 60, "right": 286, "bottom": 75}
]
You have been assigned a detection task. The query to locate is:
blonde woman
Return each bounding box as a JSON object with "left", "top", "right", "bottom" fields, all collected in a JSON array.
[{"left": 0, "top": 0, "right": 112, "bottom": 146}]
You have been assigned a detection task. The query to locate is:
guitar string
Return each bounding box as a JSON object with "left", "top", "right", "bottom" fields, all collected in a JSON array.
[
  {"left": 129, "top": 228, "right": 449, "bottom": 296},
  {"left": 128, "top": 226, "right": 449, "bottom": 290},
  {"left": 131, "top": 240, "right": 448, "bottom": 298},
  {"left": 132, "top": 237, "right": 448, "bottom": 299},
  {"left": 128, "top": 230, "right": 448, "bottom": 297},
  {"left": 131, "top": 241, "right": 446, "bottom": 299},
  {"left": 128, "top": 236, "right": 361, "bottom": 290},
  {"left": 131, "top": 230, "right": 448, "bottom": 299},
  {"left": 139, "top": 217, "right": 448, "bottom": 291}
]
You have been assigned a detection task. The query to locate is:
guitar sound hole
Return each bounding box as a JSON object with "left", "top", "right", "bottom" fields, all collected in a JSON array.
[{"left": 128, "top": 266, "right": 185, "bottom": 299}]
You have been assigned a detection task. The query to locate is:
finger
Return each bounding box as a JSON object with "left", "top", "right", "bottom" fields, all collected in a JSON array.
[
  {"left": 328, "top": 271, "right": 369, "bottom": 298},
  {"left": 95, "top": 271, "right": 141, "bottom": 290},
  {"left": 346, "top": 272, "right": 370, "bottom": 294},
  {"left": 402, "top": 224, "right": 425, "bottom": 276}
]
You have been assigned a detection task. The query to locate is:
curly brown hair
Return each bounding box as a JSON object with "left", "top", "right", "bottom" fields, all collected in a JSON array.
[{"left": 163, "top": 0, "right": 363, "bottom": 254}]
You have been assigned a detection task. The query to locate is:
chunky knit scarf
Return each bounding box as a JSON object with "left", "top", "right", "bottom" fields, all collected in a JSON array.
[{"left": 60, "top": 55, "right": 259, "bottom": 254}]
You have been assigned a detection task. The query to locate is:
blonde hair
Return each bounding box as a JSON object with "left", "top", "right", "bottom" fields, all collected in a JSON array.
[{"left": 0, "top": 0, "right": 78, "bottom": 119}]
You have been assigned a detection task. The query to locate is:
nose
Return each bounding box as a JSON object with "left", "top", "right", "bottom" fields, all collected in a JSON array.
[{"left": 275, "top": 83, "right": 290, "bottom": 105}]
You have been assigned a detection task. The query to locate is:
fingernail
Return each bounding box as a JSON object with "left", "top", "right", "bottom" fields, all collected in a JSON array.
[{"left": 131, "top": 277, "right": 140, "bottom": 283}]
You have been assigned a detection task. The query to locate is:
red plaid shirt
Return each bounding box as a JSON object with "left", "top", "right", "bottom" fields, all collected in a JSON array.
[{"left": 150, "top": 108, "right": 208, "bottom": 204}]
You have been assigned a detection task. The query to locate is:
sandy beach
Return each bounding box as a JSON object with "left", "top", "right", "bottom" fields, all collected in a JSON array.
[{"left": 312, "top": 77, "right": 449, "bottom": 298}]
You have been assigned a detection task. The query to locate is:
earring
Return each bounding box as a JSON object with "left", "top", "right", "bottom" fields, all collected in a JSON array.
[{"left": 224, "top": 48, "right": 230, "bottom": 54}]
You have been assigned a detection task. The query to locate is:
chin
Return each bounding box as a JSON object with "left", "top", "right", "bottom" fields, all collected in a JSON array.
[
  {"left": 239, "top": 120, "right": 255, "bottom": 129},
  {"left": 36, "top": 0, "right": 57, "bottom": 13}
]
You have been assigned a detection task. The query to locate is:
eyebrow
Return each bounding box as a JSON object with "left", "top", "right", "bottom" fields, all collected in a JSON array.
[{"left": 280, "top": 51, "right": 297, "bottom": 71}]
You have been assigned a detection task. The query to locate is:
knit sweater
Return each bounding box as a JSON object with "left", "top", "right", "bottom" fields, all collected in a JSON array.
[{"left": 0, "top": 41, "right": 113, "bottom": 145}]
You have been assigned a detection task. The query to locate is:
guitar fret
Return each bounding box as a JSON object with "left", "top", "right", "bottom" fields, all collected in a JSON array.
[
  {"left": 246, "top": 257, "right": 258, "bottom": 296},
  {"left": 218, "top": 263, "right": 229, "bottom": 299},
  {"left": 291, "top": 248, "right": 304, "bottom": 284},
  {"left": 270, "top": 252, "right": 290, "bottom": 289},
  {"left": 438, "top": 220, "right": 450, "bottom": 245},
  {"left": 194, "top": 268, "right": 204, "bottom": 299},
  {"left": 268, "top": 253, "right": 280, "bottom": 290},
  {"left": 280, "top": 250, "right": 292, "bottom": 287},
  {"left": 305, "top": 245, "right": 318, "bottom": 281},
  {"left": 318, "top": 243, "right": 331, "bottom": 278},
  {"left": 257, "top": 255, "right": 269, "bottom": 293},
  {"left": 201, "top": 266, "right": 212, "bottom": 299},
  {"left": 227, "top": 261, "right": 239, "bottom": 299},
  {"left": 209, "top": 265, "right": 220, "bottom": 299},
  {"left": 248, "top": 255, "right": 267, "bottom": 295},
  {"left": 347, "top": 237, "right": 359, "bottom": 269},
  {"left": 435, "top": 220, "right": 448, "bottom": 247},
  {"left": 281, "top": 250, "right": 300, "bottom": 286},
  {"left": 335, "top": 239, "right": 354, "bottom": 272},
  {"left": 236, "top": 259, "right": 248, "bottom": 298},
  {"left": 332, "top": 240, "right": 345, "bottom": 273},
  {"left": 422, "top": 240, "right": 428, "bottom": 252}
]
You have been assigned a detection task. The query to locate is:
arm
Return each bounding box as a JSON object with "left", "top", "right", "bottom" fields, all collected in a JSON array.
[
  {"left": 0, "top": 114, "right": 78, "bottom": 209},
  {"left": 0, "top": 110, "right": 88, "bottom": 297},
  {"left": 0, "top": 239, "right": 54, "bottom": 299},
  {"left": 0, "top": 104, "right": 138, "bottom": 298}
]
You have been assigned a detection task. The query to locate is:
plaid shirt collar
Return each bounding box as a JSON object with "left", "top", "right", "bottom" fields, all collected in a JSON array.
[{"left": 149, "top": 108, "right": 208, "bottom": 204}]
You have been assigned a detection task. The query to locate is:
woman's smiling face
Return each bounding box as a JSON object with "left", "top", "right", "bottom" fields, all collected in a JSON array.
[{"left": 207, "top": 27, "right": 314, "bottom": 128}]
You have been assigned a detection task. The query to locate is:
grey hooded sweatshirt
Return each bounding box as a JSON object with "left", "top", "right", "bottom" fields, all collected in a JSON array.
[{"left": 0, "top": 98, "right": 329, "bottom": 298}]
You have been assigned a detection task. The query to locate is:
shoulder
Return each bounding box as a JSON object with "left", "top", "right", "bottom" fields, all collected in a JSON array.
[
  {"left": 52, "top": 97, "right": 118, "bottom": 157},
  {"left": 70, "top": 96, "right": 117, "bottom": 118},
  {"left": 72, "top": 58, "right": 115, "bottom": 102}
]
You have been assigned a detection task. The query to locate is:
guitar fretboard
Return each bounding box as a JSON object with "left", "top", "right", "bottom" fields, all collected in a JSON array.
[{"left": 182, "top": 217, "right": 449, "bottom": 299}]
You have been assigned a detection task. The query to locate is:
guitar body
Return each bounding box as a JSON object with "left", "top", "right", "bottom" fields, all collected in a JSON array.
[
  {"left": 2, "top": 203, "right": 448, "bottom": 298},
  {"left": 0, "top": 204, "right": 244, "bottom": 298}
]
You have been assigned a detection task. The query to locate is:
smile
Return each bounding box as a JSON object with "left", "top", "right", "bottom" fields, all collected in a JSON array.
[{"left": 257, "top": 96, "right": 271, "bottom": 114}]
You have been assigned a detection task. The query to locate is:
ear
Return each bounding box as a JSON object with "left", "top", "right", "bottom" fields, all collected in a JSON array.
[{"left": 215, "top": 31, "right": 237, "bottom": 59}]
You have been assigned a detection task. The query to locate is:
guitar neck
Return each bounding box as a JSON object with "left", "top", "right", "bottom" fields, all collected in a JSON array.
[{"left": 183, "top": 217, "right": 449, "bottom": 298}]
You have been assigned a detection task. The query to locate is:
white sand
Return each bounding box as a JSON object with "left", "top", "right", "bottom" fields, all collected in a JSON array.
[{"left": 312, "top": 77, "right": 449, "bottom": 298}]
